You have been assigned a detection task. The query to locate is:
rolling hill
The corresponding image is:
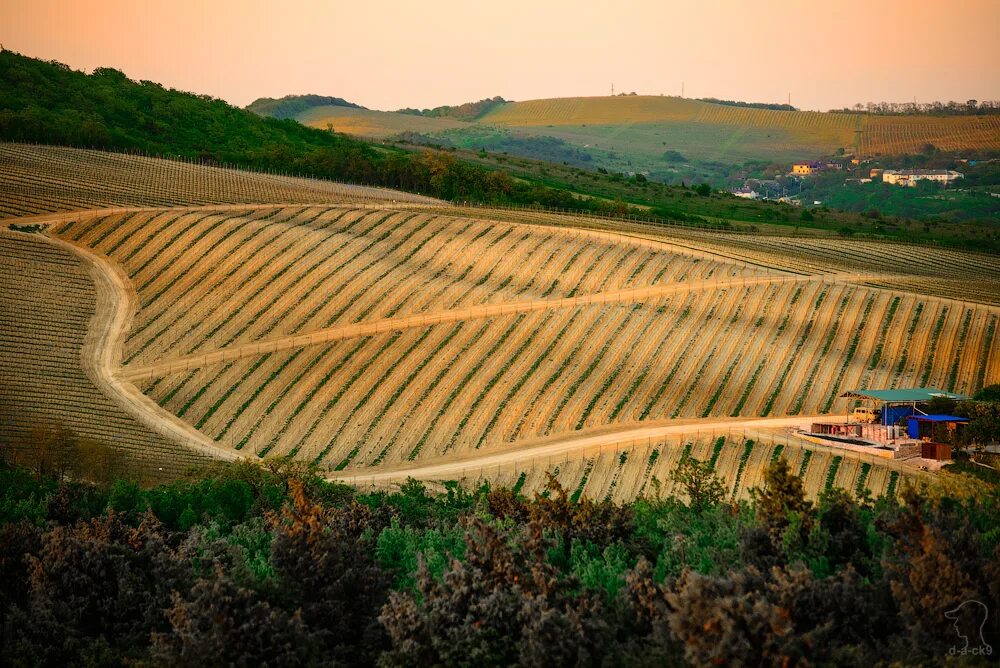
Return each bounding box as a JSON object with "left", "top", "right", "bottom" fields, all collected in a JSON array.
[
  {"left": 262, "top": 94, "right": 1000, "bottom": 165},
  {"left": 297, "top": 105, "right": 470, "bottom": 137},
  {"left": 3, "top": 144, "right": 997, "bottom": 496}
]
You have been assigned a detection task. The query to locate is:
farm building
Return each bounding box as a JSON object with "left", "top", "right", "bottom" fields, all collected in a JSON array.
[
  {"left": 731, "top": 186, "right": 760, "bottom": 200},
  {"left": 881, "top": 169, "right": 964, "bottom": 187},
  {"left": 906, "top": 414, "right": 968, "bottom": 441},
  {"left": 839, "top": 388, "right": 968, "bottom": 425}
]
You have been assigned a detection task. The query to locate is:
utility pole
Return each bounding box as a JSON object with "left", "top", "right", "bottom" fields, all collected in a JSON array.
[
  {"left": 611, "top": 82, "right": 614, "bottom": 96},
  {"left": 681, "top": 81, "right": 685, "bottom": 98}
]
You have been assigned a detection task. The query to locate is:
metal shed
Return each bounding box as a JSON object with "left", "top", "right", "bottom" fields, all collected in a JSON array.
[
  {"left": 906, "top": 414, "right": 969, "bottom": 440},
  {"left": 839, "top": 388, "right": 968, "bottom": 425}
]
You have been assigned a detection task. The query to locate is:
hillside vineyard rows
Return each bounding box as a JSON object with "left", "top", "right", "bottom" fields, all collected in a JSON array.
[
  {"left": 2, "top": 146, "right": 998, "bottom": 495},
  {"left": 0, "top": 143, "right": 437, "bottom": 219}
]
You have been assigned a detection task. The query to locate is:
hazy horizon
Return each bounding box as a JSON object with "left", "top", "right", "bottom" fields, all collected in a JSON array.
[{"left": 2, "top": 0, "right": 998, "bottom": 112}]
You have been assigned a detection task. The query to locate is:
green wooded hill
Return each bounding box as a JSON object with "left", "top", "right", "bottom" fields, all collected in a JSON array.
[
  {"left": 0, "top": 49, "right": 636, "bottom": 215},
  {"left": 245, "top": 94, "right": 365, "bottom": 119},
  {"left": 2, "top": 49, "right": 996, "bottom": 247}
]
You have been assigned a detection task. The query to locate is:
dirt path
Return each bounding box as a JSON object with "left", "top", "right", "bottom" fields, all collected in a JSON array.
[
  {"left": 44, "top": 234, "right": 242, "bottom": 461},
  {"left": 12, "top": 204, "right": 968, "bottom": 472},
  {"left": 121, "top": 272, "right": 885, "bottom": 381},
  {"left": 331, "top": 415, "right": 823, "bottom": 483}
]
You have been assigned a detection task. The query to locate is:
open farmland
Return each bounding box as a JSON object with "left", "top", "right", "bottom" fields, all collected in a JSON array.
[
  {"left": 2, "top": 146, "right": 998, "bottom": 494},
  {"left": 298, "top": 105, "right": 470, "bottom": 138},
  {"left": 280, "top": 95, "right": 1000, "bottom": 161},
  {"left": 480, "top": 96, "right": 1000, "bottom": 157}
]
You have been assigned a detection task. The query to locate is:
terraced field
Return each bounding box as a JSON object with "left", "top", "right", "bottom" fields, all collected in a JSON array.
[{"left": 3, "top": 147, "right": 997, "bottom": 495}]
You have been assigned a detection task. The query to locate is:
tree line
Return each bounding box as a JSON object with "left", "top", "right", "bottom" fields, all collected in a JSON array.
[
  {"left": 1, "top": 424, "right": 998, "bottom": 666},
  {"left": 698, "top": 97, "right": 798, "bottom": 112},
  {"left": 834, "top": 100, "right": 1000, "bottom": 116}
]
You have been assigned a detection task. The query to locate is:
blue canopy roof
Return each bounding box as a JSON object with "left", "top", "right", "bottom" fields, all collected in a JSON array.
[{"left": 908, "top": 414, "right": 969, "bottom": 422}]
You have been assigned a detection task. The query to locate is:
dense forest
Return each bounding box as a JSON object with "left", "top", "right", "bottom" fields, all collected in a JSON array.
[{"left": 1, "top": 423, "right": 998, "bottom": 666}]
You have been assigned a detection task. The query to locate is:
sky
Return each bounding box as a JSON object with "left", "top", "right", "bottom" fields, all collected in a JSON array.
[{"left": 2, "top": 0, "right": 998, "bottom": 112}]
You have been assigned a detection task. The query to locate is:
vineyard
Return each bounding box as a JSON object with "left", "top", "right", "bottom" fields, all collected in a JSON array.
[
  {"left": 0, "top": 143, "right": 438, "bottom": 219},
  {"left": 0, "top": 229, "right": 209, "bottom": 478},
  {"left": 2, "top": 147, "right": 998, "bottom": 493}
]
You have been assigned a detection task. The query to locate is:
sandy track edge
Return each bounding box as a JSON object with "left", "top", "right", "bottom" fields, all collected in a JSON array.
[{"left": 44, "top": 233, "right": 242, "bottom": 462}]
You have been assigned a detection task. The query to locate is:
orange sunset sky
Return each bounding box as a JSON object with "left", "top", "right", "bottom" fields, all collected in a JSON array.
[{"left": 2, "top": 0, "right": 998, "bottom": 111}]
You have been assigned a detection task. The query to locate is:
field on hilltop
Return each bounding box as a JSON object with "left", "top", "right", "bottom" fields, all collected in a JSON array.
[
  {"left": 3, "top": 145, "right": 997, "bottom": 497},
  {"left": 298, "top": 105, "right": 470, "bottom": 138},
  {"left": 275, "top": 94, "right": 1000, "bottom": 163}
]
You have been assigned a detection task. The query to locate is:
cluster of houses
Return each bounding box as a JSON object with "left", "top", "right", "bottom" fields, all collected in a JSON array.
[
  {"left": 788, "top": 160, "right": 965, "bottom": 187},
  {"left": 789, "top": 160, "right": 964, "bottom": 186},
  {"left": 730, "top": 160, "right": 966, "bottom": 200},
  {"left": 870, "top": 168, "right": 965, "bottom": 186}
]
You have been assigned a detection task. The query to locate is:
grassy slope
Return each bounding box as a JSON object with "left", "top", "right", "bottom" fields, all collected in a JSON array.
[
  {"left": 298, "top": 105, "right": 470, "bottom": 138},
  {"left": 281, "top": 94, "right": 1000, "bottom": 164}
]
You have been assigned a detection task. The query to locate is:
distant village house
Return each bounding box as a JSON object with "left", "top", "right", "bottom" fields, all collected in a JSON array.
[
  {"left": 791, "top": 160, "right": 825, "bottom": 175},
  {"left": 731, "top": 186, "right": 760, "bottom": 200},
  {"left": 881, "top": 169, "right": 964, "bottom": 187}
]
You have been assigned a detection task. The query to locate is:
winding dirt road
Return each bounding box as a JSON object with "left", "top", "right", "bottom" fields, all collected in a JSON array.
[
  {"left": 4, "top": 203, "right": 939, "bottom": 474},
  {"left": 331, "top": 415, "right": 821, "bottom": 483},
  {"left": 44, "top": 233, "right": 242, "bottom": 461}
]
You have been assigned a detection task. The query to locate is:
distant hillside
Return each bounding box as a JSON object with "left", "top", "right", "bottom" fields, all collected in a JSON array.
[
  {"left": 246, "top": 94, "right": 364, "bottom": 119},
  {"left": 275, "top": 94, "right": 1000, "bottom": 168},
  {"left": 395, "top": 96, "right": 507, "bottom": 121},
  {"left": 297, "top": 105, "right": 469, "bottom": 138},
  {"left": 480, "top": 96, "right": 1000, "bottom": 158},
  {"left": 697, "top": 97, "right": 798, "bottom": 112},
  {"left": 0, "top": 50, "right": 686, "bottom": 219}
]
